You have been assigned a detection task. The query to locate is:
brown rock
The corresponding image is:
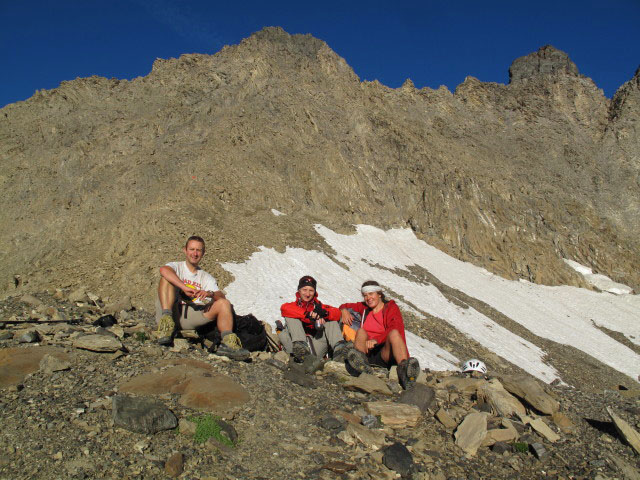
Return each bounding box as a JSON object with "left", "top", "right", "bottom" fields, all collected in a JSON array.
[
  {"left": 438, "top": 377, "right": 487, "bottom": 393},
  {"left": 119, "top": 365, "right": 249, "bottom": 413},
  {"left": 478, "top": 379, "right": 526, "bottom": 417},
  {"left": 337, "top": 423, "right": 386, "bottom": 450},
  {"left": 551, "top": 412, "right": 576, "bottom": 434},
  {"left": 343, "top": 373, "right": 392, "bottom": 395},
  {"left": 364, "top": 401, "right": 421, "bottom": 428},
  {"left": 0, "top": 347, "right": 71, "bottom": 387},
  {"left": 500, "top": 375, "right": 559, "bottom": 414},
  {"left": 73, "top": 334, "right": 123, "bottom": 352},
  {"left": 454, "top": 412, "right": 489, "bottom": 456},
  {"left": 607, "top": 406, "right": 640, "bottom": 455},
  {"left": 164, "top": 452, "right": 184, "bottom": 478},
  {"left": 435, "top": 408, "right": 458, "bottom": 430}
]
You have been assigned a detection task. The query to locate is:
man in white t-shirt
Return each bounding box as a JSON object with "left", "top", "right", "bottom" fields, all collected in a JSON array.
[{"left": 155, "top": 235, "right": 249, "bottom": 359}]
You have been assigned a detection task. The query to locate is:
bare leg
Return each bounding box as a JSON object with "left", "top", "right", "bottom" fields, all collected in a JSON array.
[
  {"left": 203, "top": 298, "right": 233, "bottom": 332},
  {"left": 380, "top": 329, "right": 408, "bottom": 364},
  {"left": 158, "top": 277, "right": 176, "bottom": 310},
  {"left": 354, "top": 327, "right": 369, "bottom": 353}
]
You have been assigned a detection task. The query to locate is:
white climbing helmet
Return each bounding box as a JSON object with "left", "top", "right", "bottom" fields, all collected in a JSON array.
[{"left": 462, "top": 359, "right": 487, "bottom": 374}]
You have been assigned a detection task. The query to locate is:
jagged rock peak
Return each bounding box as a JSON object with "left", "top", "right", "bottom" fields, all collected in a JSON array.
[{"left": 509, "top": 45, "right": 579, "bottom": 83}]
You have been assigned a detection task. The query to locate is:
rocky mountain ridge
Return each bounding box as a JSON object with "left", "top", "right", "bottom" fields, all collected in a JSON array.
[{"left": 0, "top": 27, "right": 638, "bottom": 306}]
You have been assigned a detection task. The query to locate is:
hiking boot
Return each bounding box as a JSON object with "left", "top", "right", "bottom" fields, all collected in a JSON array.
[
  {"left": 292, "top": 341, "right": 309, "bottom": 363},
  {"left": 346, "top": 348, "right": 373, "bottom": 375},
  {"left": 331, "top": 340, "right": 350, "bottom": 363},
  {"left": 155, "top": 314, "right": 176, "bottom": 346},
  {"left": 215, "top": 333, "right": 250, "bottom": 361},
  {"left": 398, "top": 357, "right": 420, "bottom": 389}
]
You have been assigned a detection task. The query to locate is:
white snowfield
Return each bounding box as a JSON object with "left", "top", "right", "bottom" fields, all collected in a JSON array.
[{"left": 223, "top": 224, "right": 640, "bottom": 384}]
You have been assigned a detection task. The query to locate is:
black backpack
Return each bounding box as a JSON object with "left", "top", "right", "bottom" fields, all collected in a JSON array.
[{"left": 197, "top": 307, "right": 267, "bottom": 352}]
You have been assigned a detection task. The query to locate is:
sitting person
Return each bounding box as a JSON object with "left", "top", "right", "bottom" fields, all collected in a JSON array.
[
  {"left": 339, "top": 280, "right": 420, "bottom": 389},
  {"left": 279, "top": 275, "right": 349, "bottom": 362},
  {"left": 155, "top": 235, "right": 249, "bottom": 360}
]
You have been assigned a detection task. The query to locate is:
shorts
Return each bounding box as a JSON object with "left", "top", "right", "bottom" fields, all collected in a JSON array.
[
  {"left": 367, "top": 342, "right": 397, "bottom": 369},
  {"left": 155, "top": 299, "right": 211, "bottom": 330}
]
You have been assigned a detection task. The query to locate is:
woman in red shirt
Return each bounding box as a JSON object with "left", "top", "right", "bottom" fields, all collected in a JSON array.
[{"left": 339, "top": 280, "right": 420, "bottom": 389}]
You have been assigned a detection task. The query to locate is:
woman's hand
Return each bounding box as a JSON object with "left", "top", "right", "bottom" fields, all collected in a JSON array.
[
  {"left": 340, "top": 309, "right": 353, "bottom": 326},
  {"left": 365, "top": 339, "right": 377, "bottom": 352}
]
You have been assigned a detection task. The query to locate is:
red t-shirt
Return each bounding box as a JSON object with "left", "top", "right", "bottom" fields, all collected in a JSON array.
[{"left": 365, "top": 309, "right": 386, "bottom": 344}]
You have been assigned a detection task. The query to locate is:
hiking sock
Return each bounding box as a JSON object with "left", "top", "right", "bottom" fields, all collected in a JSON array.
[
  {"left": 162, "top": 309, "right": 172, "bottom": 316},
  {"left": 220, "top": 330, "right": 233, "bottom": 338}
]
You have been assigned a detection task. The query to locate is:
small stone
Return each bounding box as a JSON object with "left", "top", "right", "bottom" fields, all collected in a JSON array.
[
  {"left": 283, "top": 368, "right": 317, "bottom": 388},
  {"left": 103, "top": 297, "right": 132, "bottom": 315},
  {"left": 362, "top": 414, "right": 380, "bottom": 429},
  {"left": 0, "top": 331, "right": 13, "bottom": 341},
  {"left": 320, "top": 415, "right": 344, "bottom": 431},
  {"left": 551, "top": 411, "right": 576, "bottom": 434},
  {"left": 92, "top": 315, "right": 117, "bottom": 328},
  {"left": 19, "top": 331, "right": 40, "bottom": 343},
  {"left": 179, "top": 418, "right": 197, "bottom": 435},
  {"left": 337, "top": 422, "right": 386, "bottom": 450},
  {"left": 530, "top": 442, "right": 548, "bottom": 460},
  {"left": 68, "top": 287, "right": 89, "bottom": 304},
  {"left": 170, "top": 338, "right": 190, "bottom": 352},
  {"left": 274, "top": 350, "right": 289, "bottom": 364},
  {"left": 529, "top": 417, "right": 560, "bottom": 443},
  {"left": 164, "top": 452, "right": 184, "bottom": 478},
  {"left": 321, "top": 461, "right": 357, "bottom": 474},
  {"left": 382, "top": 442, "right": 414, "bottom": 477},
  {"left": 435, "top": 408, "right": 458, "bottom": 429},
  {"left": 20, "top": 294, "right": 43, "bottom": 307},
  {"left": 302, "top": 355, "right": 324, "bottom": 374},
  {"left": 491, "top": 442, "right": 512, "bottom": 454}
]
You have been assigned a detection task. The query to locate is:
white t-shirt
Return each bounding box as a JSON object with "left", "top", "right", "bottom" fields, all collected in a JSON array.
[{"left": 165, "top": 261, "right": 219, "bottom": 305}]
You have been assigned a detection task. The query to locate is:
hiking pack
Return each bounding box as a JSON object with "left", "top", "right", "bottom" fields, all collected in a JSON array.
[{"left": 197, "top": 306, "right": 268, "bottom": 352}]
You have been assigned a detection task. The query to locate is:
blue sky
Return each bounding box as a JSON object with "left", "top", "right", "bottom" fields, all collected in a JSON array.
[{"left": 1, "top": 1, "right": 639, "bottom": 108}]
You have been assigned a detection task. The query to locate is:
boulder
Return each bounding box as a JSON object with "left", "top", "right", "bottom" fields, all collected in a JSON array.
[
  {"left": 398, "top": 384, "right": 435, "bottom": 413},
  {"left": 500, "top": 375, "right": 559, "bottom": 414},
  {"left": 112, "top": 395, "right": 178, "bottom": 434},
  {"left": 343, "top": 373, "right": 392, "bottom": 396},
  {"left": 478, "top": 379, "right": 526, "bottom": 417},
  {"left": 382, "top": 442, "right": 414, "bottom": 477}
]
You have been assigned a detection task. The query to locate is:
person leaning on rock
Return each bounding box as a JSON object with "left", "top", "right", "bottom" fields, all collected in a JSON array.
[
  {"left": 339, "top": 280, "right": 420, "bottom": 389},
  {"left": 155, "top": 235, "right": 249, "bottom": 359},
  {"left": 279, "top": 275, "right": 349, "bottom": 363}
]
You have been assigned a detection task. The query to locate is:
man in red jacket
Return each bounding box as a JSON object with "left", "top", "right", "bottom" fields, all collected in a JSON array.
[
  {"left": 279, "top": 275, "right": 348, "bottom": 363},
  {"left": 339, "top": 280, "right": 420, "bottom": 389}
]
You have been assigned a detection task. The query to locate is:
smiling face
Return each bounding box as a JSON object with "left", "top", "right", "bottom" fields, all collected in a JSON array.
[
  {"left": 363, "top": 291, "right": 383, "bottom": 310},
  {"left": 298, "top": 286, "right": 316, "bottom": 302},
  {"left": 183, "top": 239, "right": 205, "bottom": 267}
]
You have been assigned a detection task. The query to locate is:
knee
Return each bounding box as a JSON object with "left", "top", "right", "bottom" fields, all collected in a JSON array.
[
  {"left": 215, "top": 298, "right": 231, "bottom": 310},
  {"left": 388, "top": 329, "right": 401, "bottom": 341}
]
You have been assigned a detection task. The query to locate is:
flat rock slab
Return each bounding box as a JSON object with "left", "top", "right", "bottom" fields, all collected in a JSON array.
[
  {"left": 438, "top": 377, "right": 487, "bottom": 393},
  {"left": 0, "top": 347, "right": 71, "bottom": 387},
  {"left": 454, "top": 412, "right": 489, "bottom": 456},
  {"left": 607, "top": 406, "right": 640, "bottom": 455},
  {"left": 73, "top": 334, "right": 123, "bottom": 352},
  {"left": 500, "top": 375, "right": 559, "bottom": 414},
  {"left": 365, "top": 401, "right": 421, "bottom": 428},
  {"left": 39, "top": 353, "right": 72, "bottom": 374},
  {"left": 344, "top": 373, "right": 392, "bottom": 395},
  {"left": 435, "top": 408, "right": 458, "bottom": 430},
  {"left": 383, "top": 442, "right": 414, "bottom": 477},
  {"left": 112, "top": 395, "right": 177, "bottom": 434},
  {"left": 119, "top": 365, "right": 249, "bottom": 413},
  {"left": 337, "top": 423, "right": 386, "bottom": 450}
]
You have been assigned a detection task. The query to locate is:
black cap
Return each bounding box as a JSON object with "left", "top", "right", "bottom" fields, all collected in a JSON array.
[{"left": 297, "top": 275, "right": 317, "bottom": 291}]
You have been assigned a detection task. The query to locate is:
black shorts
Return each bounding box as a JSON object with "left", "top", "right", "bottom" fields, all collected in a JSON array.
[{"left": 367, "top": 343, "right": 397, "bottom": 369}]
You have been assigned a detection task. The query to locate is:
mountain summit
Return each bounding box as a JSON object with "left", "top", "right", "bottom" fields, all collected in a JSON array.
[{"left": 0, "top": 27, "right": 638, "bottom": 303}]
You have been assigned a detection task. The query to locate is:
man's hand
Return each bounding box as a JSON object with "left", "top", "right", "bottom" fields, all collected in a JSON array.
[
  {"left": 193, "top": 289, "right": 209, "bottom": 301},
  {"left": 340, "top": 309, "right": 353, "bottom": 326}
]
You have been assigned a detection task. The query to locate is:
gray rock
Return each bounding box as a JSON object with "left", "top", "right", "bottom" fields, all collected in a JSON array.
[
  {"left": 362, "top": 414, "right": 380, "bottom": 429},
  {"left": 103, "top": 297, "right": 132, "bottom": 315},
  {"left": 112, "top": 395, "right": 178, "bottom": 434},
  {"left": 509, "top": 45, "right": 579, "bottom": 82},
  {"left": 343, "top": 373, "right": 392, "bottom": 396},
  {"left": 398, "top": 383, "right": 435, "bottom": 413},
  {"left": 283, "top": 368, "right": 317, "bottom": 388},
  {"left": 73, "top": 334, "right": 123, "bottom": 352},
  {"left": 491, "top": 442, "right": 512, "bottom": 455},
  {"left": 302, "top": 355, "right": 324, "bottom": 374},
  {"left": 68, "top": 288, "right": 89, "bottom": 304},
  {"left": 18, "top": 331, "right": 40, "bottom": 343},
  {"left": 0, "top": 331, "right": 13, "bottom": 341},
  {"left": 320, "top": 416, "right": 344, "bottom": 432},
  {"left": 530, "top": 442, "right": 548, "bottom": 460},
  {"left": 382, "top": 442, "right": 414, "bottom": 477}
]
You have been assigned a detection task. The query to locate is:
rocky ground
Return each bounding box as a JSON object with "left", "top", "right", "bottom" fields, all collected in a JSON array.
[{"left": 1, "top": 290, "right": 639, "bottom": 480}]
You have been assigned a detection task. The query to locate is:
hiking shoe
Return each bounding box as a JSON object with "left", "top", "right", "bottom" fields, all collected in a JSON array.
[
  {"left": 155, "top": 314, "right": 175, "bottom": 346},
  {"left": 346, "top": 348, "right": 373, "bottom": 375},
  {"left": 398, "top": 357, "right": 420, "bottom": 389},
  {"left": 216, "top": 333, "right": 250, "bottom": 361},
  {"left": 331, "top": 341, "right": 350, "bottom": 363},
  {"left": 292, "top": 341, "right": 309, "bottom": 363}
]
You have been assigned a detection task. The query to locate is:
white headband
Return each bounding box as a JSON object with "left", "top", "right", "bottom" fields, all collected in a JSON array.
[{"left": 361, "top": 285, "right": 383, "bottom": 294}]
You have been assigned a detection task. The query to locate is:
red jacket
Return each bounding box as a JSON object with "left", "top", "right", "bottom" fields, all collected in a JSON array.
[
  {"left": 338, "top": 299, "right": 409, "bottom": 356},
  {"left": 281, "top": 292, "right": 341, "bottom": 334}
]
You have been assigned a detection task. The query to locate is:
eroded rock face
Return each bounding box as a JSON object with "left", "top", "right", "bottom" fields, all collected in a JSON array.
[
  {"left": 1, "top": 28, "right": 638, "bottom": 302},
  {"left": 509, "top": 45, "right": 579, "bottom": 82}
]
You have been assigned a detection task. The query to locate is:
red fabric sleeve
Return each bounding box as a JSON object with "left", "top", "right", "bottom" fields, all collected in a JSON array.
[
  {"left": 280, "top": 301, "right": 306, "bottom": 320},
  {"left": 338, "top": 301, "right": 366, "bottom": 314},
  {"left": 320, "top": 302, "right": 341, "bottom": 321}
]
